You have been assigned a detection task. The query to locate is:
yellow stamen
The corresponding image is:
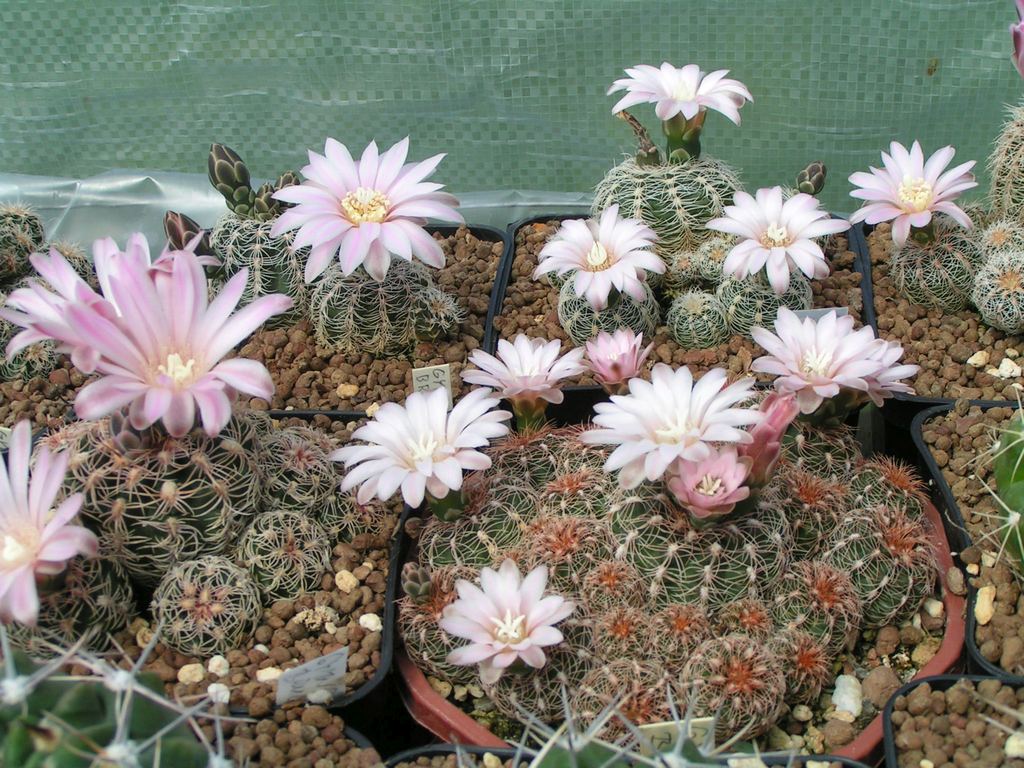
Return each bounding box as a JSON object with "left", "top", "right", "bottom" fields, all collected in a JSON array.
[{"left": 341, "top": 187, "right": 390, "bottom": 224}]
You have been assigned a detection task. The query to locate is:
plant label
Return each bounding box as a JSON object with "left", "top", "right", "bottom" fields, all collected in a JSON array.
[
  {"left": 792, "top": 307, "right": 849, "bottom": 321},
  {"left": 274, "top": 647, "right": 349, "bottom": 706},
  {"left": 636, "top": 716, "right": 715, "bottom": 756},
  {"left": 411, "top": 363, "right": 453, "bottom": 408}
]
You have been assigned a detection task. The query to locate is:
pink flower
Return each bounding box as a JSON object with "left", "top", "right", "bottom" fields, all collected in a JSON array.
[
  {"left": 848, "top": 141, "right": 977, "bottom": 245},
  {"left": 270, "top": 137, "right": 463, "bottom": 282},
  {"left": 1013, "top": 1, "right": 1024, "bottom": 78},
  {"left": 463, "top": 336, "right": 586, "bottom": 408},
  {"left": 2, "top": 240, "right": 292, "bottom": 437},
  {"left": 738, "top": 393, "right": 799, "bottom": 486},
  {"left": 334, "top": 387, "right": 511, "bottom": 508},
  {"left": 706, "top": 187, "right": 850, "bottom": 295},
  {"left": 608, "top": 63, "right": 752, "bottom": 124},
  {"left": 862, "top": 338, "right": 920, "bottom": 405},
  {"left": 533, "top": 205, "right": 663, "bottom": 311},
  {"left": 0, "top": 421, "right": 97, "bottom": 626},
  {"left": 751, "top": 308, "right": 915, "bottom": 414},
  {"left": 581, "top": 364, "right": 761, "bottom": 488},
  {"left": 584, "top": 329, "right": 653, "bottom": 388},
  {"left": 667, "top": 448, "right": 751, "bottom": 519},
  {"left": 439, "top": 560, "right": 575, "bottom": 685}
]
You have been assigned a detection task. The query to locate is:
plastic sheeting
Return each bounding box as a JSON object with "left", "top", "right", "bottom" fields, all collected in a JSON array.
[{"left": 0, "top": 0, "right": 1020, "bottom": 227}]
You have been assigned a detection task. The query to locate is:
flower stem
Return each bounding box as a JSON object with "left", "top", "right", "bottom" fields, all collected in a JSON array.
[
  {"left": 663, "top": 111, "right": 705, "bottom": 163},
  {"left": 428, "top": 490, "right": 466, "bottom": 522},
  {"left": 910, "top": 221, "right": 936, "bottom": 246},
  {"left": 514, "top": 401, "right": 549, "bottom": 433}
]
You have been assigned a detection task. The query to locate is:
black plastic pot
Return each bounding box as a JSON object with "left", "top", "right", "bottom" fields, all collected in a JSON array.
[
  {"left": 910, "top": 402, "right": 1024, "bottom": 681},
  {"left": 882, "top": 674, "right": 1004, "bottom": 768},
  {"left": 344, "top": 725, "right": 376, "bottom": 751}
]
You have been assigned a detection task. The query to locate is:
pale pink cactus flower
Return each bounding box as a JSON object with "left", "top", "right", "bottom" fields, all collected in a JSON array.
[
  {"left": 608, "top": 63, "right": 752, "bottom": 124},
  {"left": 584, "top": 329, "right": 653, "bottom": 390},
  {"left": 667, "top": 447, "right": 752, "bottom": 519},
  {"left": 738, "top": 392, "right": 799, "bottom": 486}
]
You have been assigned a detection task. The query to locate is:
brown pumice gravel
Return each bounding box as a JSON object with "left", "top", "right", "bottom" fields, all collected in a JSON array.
[
  {"left": 889, "top": 678, "right": 1024, "bottom": 768},
  {"left": 241, "top": 227, "right": 501, "bottom": 413},
  {"left": 494, "top": 221, "right": 863, "bottom": 383},
  {"left": 868, "top": 224, "right": 1023, "bottom": 401},
  {"left": 393, "top": 755, "right": 523, "bottom": 768},
  {"left": 0, "top": 357, "right": 84, "bottom": 431}
]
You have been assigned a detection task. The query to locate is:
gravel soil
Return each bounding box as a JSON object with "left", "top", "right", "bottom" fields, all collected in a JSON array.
[{"left": 0, "top": 358, "right": 83, "bottom": 432}]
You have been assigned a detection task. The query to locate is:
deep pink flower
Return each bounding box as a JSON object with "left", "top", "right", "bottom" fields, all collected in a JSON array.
[
  {"left": 440, "top": 560, "right": 575, "bottom": 685},
  {"left": 584, "top": 329, "right": 653, "bottom": 388},
  {"left": 270, "top": 137, "right": 463, "bottom": 282},
  {"left": 667, "top": 448, "right": 752, "bottom": 519},
  {"left": 0, "top": 421, "right": 97, "bottom": 626},
  {"left": 2, "top": 238, "right": 292, "bottom": 437},
  {"left": 738, "top": 392, "right": 799, "bottom": 486}
]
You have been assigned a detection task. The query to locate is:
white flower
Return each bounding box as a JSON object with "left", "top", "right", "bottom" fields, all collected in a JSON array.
[
  {"left": 580, "top": 364, "right": 761, "bottom": 488},
  {"left": 333, "top": 387, "right": 511, "bottom": 507},
  {"left": 608, "top": 63, "right": 752, "bottom": 124},
  {"left": 440, "top": 560, "right": 574, "bottom": 686},
  {"left": 533, "top": 205, "right": 663, "bottom": 311},
  {"left": 706, "top": 187, "right": 850, "bottom": 295},
  {"left": 462, "top": 335, "right": 586, "bottom": 406}
]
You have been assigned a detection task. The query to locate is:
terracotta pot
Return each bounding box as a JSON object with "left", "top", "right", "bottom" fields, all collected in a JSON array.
[{"left": 395, "top": 500, "right": 965, "bottom": 762}]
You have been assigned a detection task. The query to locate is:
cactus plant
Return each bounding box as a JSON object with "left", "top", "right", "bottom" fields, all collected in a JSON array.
[
  {"left": 592, "top": 606, "right": 651, "bottom": 660},
  {"left": 973, "top": 250, "right": 1024, "bottom": 334},
  {"left": 782, "top": 422, "right": 860, "bottom": 480},
  {"left": 236, "top": 509, "right": 332, "bottom": 601},
  {"left": 982, "top": 405, "right": 1024, "bottom": 568},
  {"left": 771, "top": 629, "right": 832, "bottom": 706},
  {"left": 557, "top": 278, "right": 660, "bottom": 346},
  {"left": 715, "top": 597, "right": 773, "bottom": 638},
  {"left": 571, "top": 659, "right": 673, "bottom": 731},
  {"left": 715, "top": 277, "right": 782, "bottom": 338},
  {"left": 652, "top": 603, "right": 712, "bottom": 668},
  {"left": 666, "top": 290, "right": 730, "bottom": 349},
  {"left": 579, "top": 560, "right": 646, "bottom": 614},
  {"left": 978, "top": 217, "right": 1024, "bottom": 255},
  {"left": 0, "top": 311, "right": 57, "bottom": 382},
  {"left": 763, "top": 467, "right": 848, "bottom": 560},
  {"left": 796, "top": 161, "right": 827, "bottom": 196},
  {"left": 151, "top": 555, "right": 263, "bottom": 657},
  {"left": 848, "top": 456, "right": 926, "bottom": 518},
  {"left": 989, "top": 102, "right": 1024, "bottom": 222},
  {"left": 769, "top": 560, "right": 861, "bottom": 655},
  {"left": 889, "top": 218, "right": 981, "bottom": 311},
  {"left": 823, "top": 506, "right": 937, "bottom": 628},
  {"left": 0, "top": 203, "right": 45, "bottom": 284}
]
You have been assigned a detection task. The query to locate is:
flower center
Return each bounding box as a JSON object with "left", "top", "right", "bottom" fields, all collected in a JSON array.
[
  {"left": 896, "top": 176, "right": 934, "bottom": 213},
  {"left": 585, "top": 242, "right": 612, "bottom": 271},
  {"left": 0, "top": 530, "right": 37, "bottom": 567},
  {"left": 406, "top": 434, "right": 440, "bottom": 463},
  {"left": 491, "top": 610, "right": 528, "bottom": 644},
  {"left": 340, "top": 187, "right": 390, "bottom": 225},
  {"left": 696, "top": 474, "right": 723, "bottom": 496},
  {"left": 654, "top": 420, "right": 696, "bottom": 444},
  {"left": 999, "top": 269, "right": 1024, "bottom": 293},
  {"left": 158, "top": 353, "right": 197, "bottom": 387},
  {"left": 800, "top": 347, "right": 833, "bottom": 377},
  {"left": 670, "top": 80, "right": 697, "bottom": 102},
  {"left": 760, "top": 223, "right": 790, "bottom": 248}
]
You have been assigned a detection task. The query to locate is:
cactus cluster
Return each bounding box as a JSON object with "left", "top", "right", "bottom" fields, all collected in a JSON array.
[
  {"left": 989, "top": 102, "right": 1024, "bottom": 222},
  {"left": 0, "top": 203, "right": 45, "bottom": 282},
  {"left": 557, "top": 279, "right": 661, "bottom": 346},
  {"left": 400, "top": 423, "right": 940, "bottom": 742},
  {"left": 972, "top": 250, "right": 1024, "bottom": 333},
  {"left": 889, "top": 217, "right": 981, "bottom": 311}
]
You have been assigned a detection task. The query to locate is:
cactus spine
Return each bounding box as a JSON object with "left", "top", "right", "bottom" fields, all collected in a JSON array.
[
  {"left": 972, "top": 251, "right": 1024, "bottom": 334},
  {"left": 889, "top": 218, "right": 981, "bottom": 311},
  {"left": 0, "top": 204, "right": 45, "bottom": 283},
  {"left": 237, "top": 509, "right": 331, "bottom": 601},
  {"left": 557, "top": 279, "right": 660, "bottom": 345},
  {"left": 666, "top": 290, "right": 730, "bottom": 349}
]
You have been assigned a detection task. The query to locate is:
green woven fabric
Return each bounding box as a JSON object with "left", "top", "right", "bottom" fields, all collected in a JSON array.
[{"left": 0, "top": 0, "right": 1019, "bottom": 212}]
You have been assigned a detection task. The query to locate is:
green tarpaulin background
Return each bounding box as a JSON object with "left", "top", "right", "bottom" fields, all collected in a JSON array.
[{"left": 0, "top": 0, "right": 1020, "bottom": 233}]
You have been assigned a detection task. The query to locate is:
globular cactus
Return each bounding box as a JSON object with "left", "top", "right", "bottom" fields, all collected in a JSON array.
[
  {"left": 716, "top": 277, "right": 782, "bottom": 338},
  {"left": 889, "top": 219, "right": 981, "bottom": 311},
  {"left": 983, "top": 405, "right": 1024, "bottom": 568},
  {"left": 206, "top": 143, "right": 307, "bottom": 328},
  {"left": 579, "top": 560, "right": 645, "bottom": 614},
  {"left": 977, "top": 217, "right": 1024, "bottom": 256},
  {"left": 592, "top": 156, "right": 742, "bottom": 258},
  {"left": 557, "top": 279, "right": 660, "bottom": 346},
  {"left": 681, "top": 633, "right": 786, "bottom": 740},
  {"left": 988, "top": 102, "right": 1024, "bottom": 222},
  {"left": 592, "top": 606, "right": 650, "bottom": 660},
  {"left": 972, "top": 251, "right": 1024, "bottom": 334},
  {"left": 782, "top": 422, "right": 861, "bottom": 480},
  {"left": 715, "top": 597, "right": 774, "bottom": 638},
  {"left": 258, "top": 424, "right": 338, "bottom": 514},
  {"left": 0, "top": 203, "right": 45, "bottom": 283},
  {"left": 848, "top": 456, "right": 926, "bottom": 518},
  {"left": 151, "top": 555, "right": 262, "bottom": 657},
  {"left": 0, "top": 639, "right": 210, "bottom": 768},
  {"left": 652, "top": 603, "right": 712, "bottom": 668},
  {"left": 0, "top": 312, "right": 57, "bottom": 383},
  {"left": 771, "top": 629, "right": 833, "bottom": 705},
  {"left": 753, "top": 270, "right": 812, "bottom": 312},
  {"left": 9, "top": 556, "right": 135, "bottom": 654},
  {"left": 663, "top": 249, "right": 704, "bottom": 296},
  {"left": 571, "top": 660, "right": 672, "bottom": 732},
  {"left": 236, "top": 509, "right": 331, "bottom": 601},
  {"left": 309, "top": 258, "right": 461, "bottom": 355},
  {"left": 514, "top": 514, "right": 615, "bottom": 593},
  {"left": 693, "top": 234, "right": 734, "bottom": 286},
  {"left": 666, "top": 290, "right": 730, "bottom": 349},
  {"left": 764, "top": 468, "right": 849, "bottom": 560},
  {"left": 769, "top": 560, "right": 861, "bottom": 655},
  {"left": 823, "top": 506, "right": 938, "bottom": 628},
  {"left": 43, "top": 410, "right": 264, "bottom": 587}
]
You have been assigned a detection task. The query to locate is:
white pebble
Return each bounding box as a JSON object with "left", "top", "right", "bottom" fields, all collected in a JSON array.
[
  {"left": 335, "top": 570, "right": 359, "bottom": 593},
  {"left": 306, "top": 688, "right": 333, "bottom": 705},
  {"left": 966, "top": 350, "right": 990, "bottom": 367},
  {"left": 253, "top": 643, "right": 270, "bottom": 654},
  {"left": 998, "top": 357, "right": 1023, "bottom": 379},
  {"left": 792, "top": 704, "right": 813, "bottom": 722},
  {"left": 982, "top": 551, "right": 997, "bottom": 568},
  {"left": 207, "top": 655, "right": 229, "bottom": 678},
  {"left": 832, "top": 674, "right": 862, "bottom": 718},
  {"left": 975, "top": 585, "right": 997, "bottom": 626},
  {"left": 966, "top": 563, "right": 980, "bottom": 576},
  {"left": 923, "top": 598, "right": 944, "bottom": 619},
  {"left": 1006, "top": 732, "right": 1024, "bottom": 757},
  {"left": 919, "top": 760, "right": 935, "bottom": 768},
  {"left": 177, "top": 663, "right": 206, "bottom": 685},
  {"left": 256, "top": 667, "right": 282, "bottom": 683},
  {"left": 359, "top": 613, "right": 383, "bottom": 632},
  {"left": 207, "top": 682, "right": 230, "bottom": 705}
]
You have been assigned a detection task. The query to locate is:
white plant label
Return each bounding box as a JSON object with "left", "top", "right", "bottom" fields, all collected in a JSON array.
[
  {"left": 274, "top": 647, "right": 349, "bottom": 706},
  {"left": 792, "top": 306, "right": 849, "bottom": 321},
  {"left": 636, "top": 716, "right": 715, "bottom": 756},
  {"left": 411, "top": 363, "right": 453, "bottom": 408}
]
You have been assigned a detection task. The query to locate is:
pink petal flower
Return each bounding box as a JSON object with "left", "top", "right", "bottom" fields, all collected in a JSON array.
[
  {"left": 462, "top": 336, "right": 587, "bottom": 407},
  {"left": 584, "top": 329, "right": 653, "bottom": 388},
  {"left": 737, "top": 392, "right": 799, "bottom": 486},
  {"left": 667, "top": 447, "right": 752, "bottom": 519},
  {"left": 608, "top": 62, "right": 752, "bottom": 124}
]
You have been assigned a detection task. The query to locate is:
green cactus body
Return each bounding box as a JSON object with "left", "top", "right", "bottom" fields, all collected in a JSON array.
[
  {"left": 237, "top": 509, "right": 331, "bottom": 601},
  {"left": 571, "top": 659, "right": 672, "bottom": 732},
  {"left": 258, "top": 424, "right": 338, "bottom": 513},
  {"left": 848, "top": 457, "right": 926, "bottom": 519},
  {"left": 972, "top": 251, "right": 1024, "bottom": 334},
  {"left": 310, "top": 259, "right": 461, "bottom": 355},
  {"left": 978, "top": 217, "right": 1024, "bottom": 256},
  {"left": 151, "top": 555, "right": 262, "bottom": 656},
  {"left": 782, "top": 422, "right": 860, "bottom": 480},
  {"left": 579, "top": 561, "right": 645, "bottom": 615},
  {"left": 681, "top": 633, "right": 786, "bottom": 740},
  {"left": 694, "top": 234, "right": 735, "bottom": 286},
  {"left": 989, "top": 101, "right": 1024, "bottom": 222},
  {"left": 986, "top": 409, "right": 1024, "bottom": 567},
  {"left": 45, "top": 411, "right": 264, "bottom": 587},
  {"left": 0, "top": 312, "right": 57, "bottom": 382},
  {"left": 752, "top": 270, "right": 812, "bottom": 311},
  {"left": 716, "top": 277, "right": 782, "bottom": 338},
  {"left": 592, "top": 156, "right": 741, "bottom": 258},
  {"left": 652, "top": 603, "right": 712, "bottom": 668},
  {"left": 557, "top": 279, "right": 660, "bottom": 346},
  {"left": 715, "top": 597, "right": 774, "bottom": 638},
  {"left": 771, "top": 629, "right": 833, "bottom": 705},
  {"left": 890, "top": 220, "right": 981, "bottom": 311},
  {"left": 769, "top": 560, "right": 861, "bottom": 655},
  {"left": 666, "top": 290, "right": 729, "bottom": 349},
  {"left": 9, "top": 556, "right": 135, "bottom": 654},
  {"left": 663, "top": 249, "right": 703, "bottom": 296},
  {"left": 0, "top": 204, "right": 45, "bottom": 283},
  {"left": 764, "top": 467, "right": 848, "bottom": 560},
  {"left": 822, "top": 506, "right": 937, "bottom": 628},
  {"left": 592, "top": 606, "right": 651, "bottom": 660}
]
